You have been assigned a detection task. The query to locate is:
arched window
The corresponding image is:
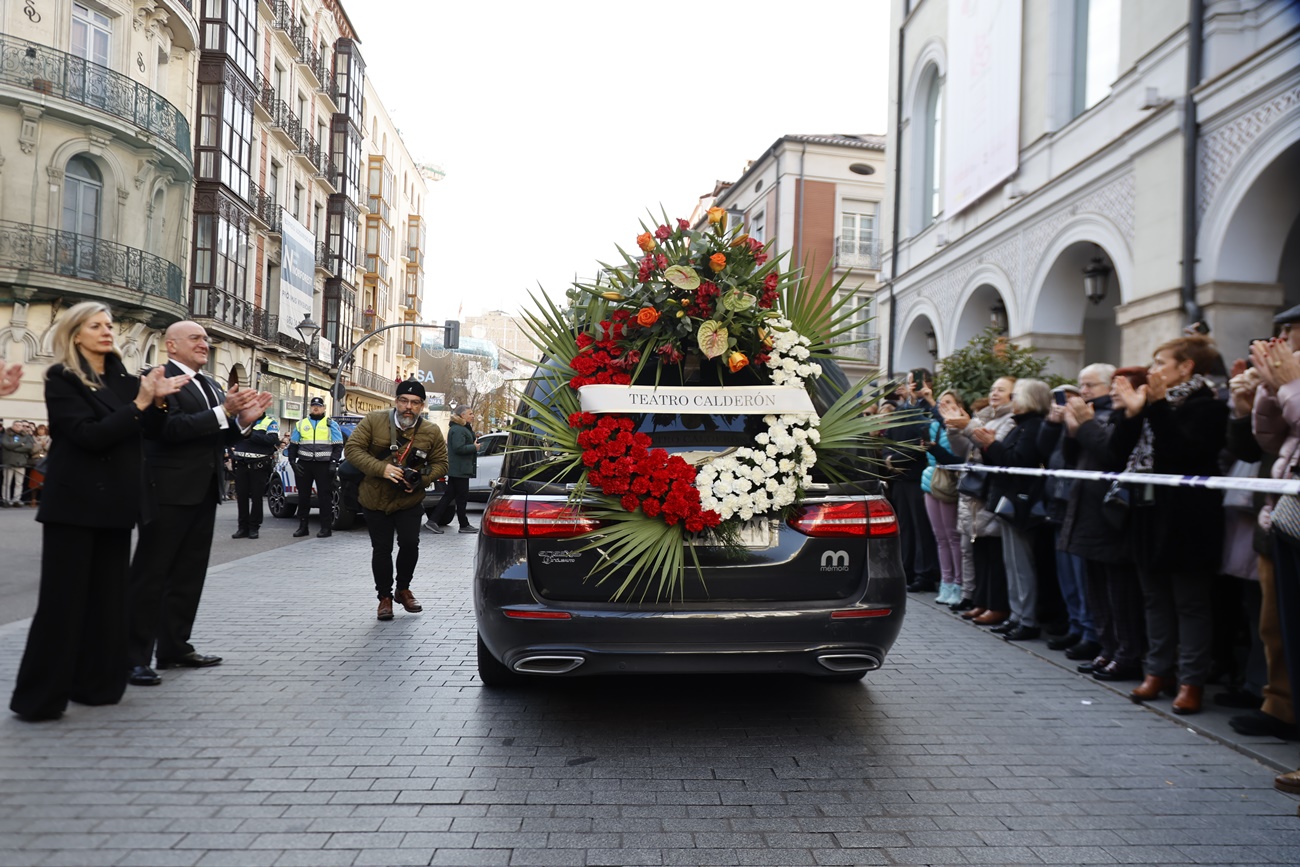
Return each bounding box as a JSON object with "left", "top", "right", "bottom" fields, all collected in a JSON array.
[
  {"left": 922, "top": 71, "right": 943, "bottom": 227},
  {"left": 62, "top": 156, "right": 102, "bottom": 238}
]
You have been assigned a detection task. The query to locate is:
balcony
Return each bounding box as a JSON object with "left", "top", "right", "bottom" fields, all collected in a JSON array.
[
  {"left": 267, "top": 97, "right": 301, "bottom": 152},
  {"left": 247, "top": 179, "right": 281, "bottom": 233},
  {"left": 361, "top": 310, "right": 386, "bottom": 339},
  {"left": 191, "top": 286, "right": 278, "bottom": 343},
  {"left": 834, "top": 236, "right": 882, "bottom": 271},
  {"left": 349, "top": 366, "right": 395, "bottom": 395},
  {"left": 293, "top": 31, "right": 328, "bottom": 89},
  {"left": 837, "top": 339, "right": 881, "bottom": 365},
  {"left": 269, "top": 0, "right": 302, "bottom": 49},
  {"left": 315, "top": 238, "right": 331, "bottom": 274},
  {"left": 0, "top": 219, "right": 183, "bottom": 304},
  {"left": 0, "top": 34, "right": 191, "bottom": 166},
  {"left": 404, "top": 215, "right": 425, "bottom": 267},
  {"left": 403, "top": 261, "right": 423, "bottom": 312}
]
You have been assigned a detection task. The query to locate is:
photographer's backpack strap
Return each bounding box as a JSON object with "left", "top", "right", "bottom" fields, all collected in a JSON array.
[{"left": 386, "top": 412, "right": 422, "bottom": 461}]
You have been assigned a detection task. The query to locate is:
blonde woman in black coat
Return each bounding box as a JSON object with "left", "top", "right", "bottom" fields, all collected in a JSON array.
[{"left": 9, "top": 302, "right": 188, "bottom": 722}]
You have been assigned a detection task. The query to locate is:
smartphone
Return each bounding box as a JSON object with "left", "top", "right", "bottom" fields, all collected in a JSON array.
[{"left": 1053, "top": 390, "right": 1068, "bottom": 406}]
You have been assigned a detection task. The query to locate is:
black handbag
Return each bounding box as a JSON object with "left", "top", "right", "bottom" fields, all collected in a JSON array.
[
  {"left": 956, "top": 468, "right": 990, "bottom": 501},
  {"left": 995, "top": 493, "right": 1048, "bottom": 530}
]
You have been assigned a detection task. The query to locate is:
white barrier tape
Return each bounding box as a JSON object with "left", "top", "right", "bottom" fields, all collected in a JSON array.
[{"left": 951, "top": 464, "right": 1300, "bottom": 496}]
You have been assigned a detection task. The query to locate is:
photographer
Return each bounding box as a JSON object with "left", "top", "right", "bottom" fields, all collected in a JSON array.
[{"left": 343, "top": 380, "right": 448, "bottom": 621}]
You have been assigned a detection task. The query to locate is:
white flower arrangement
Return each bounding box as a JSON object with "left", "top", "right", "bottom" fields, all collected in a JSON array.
[{"left": 696, "top": 320, "right": 822, "bottom": 521}]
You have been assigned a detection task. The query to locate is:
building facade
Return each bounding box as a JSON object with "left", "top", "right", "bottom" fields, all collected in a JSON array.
[
  {"left": 703, "top": 134, "right": 887, "bottom": 381},
  {"left": 0, "top": 0, "right": 200, "bottom": 421},
  {"left": 0, "top": 0, "right": 433, "bottom": 428},
  {"left": 882, "top": 0, "right": 1300, "bottom": 377}
]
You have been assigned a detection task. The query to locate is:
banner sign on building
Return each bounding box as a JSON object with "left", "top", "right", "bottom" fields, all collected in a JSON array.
[
  {"left": 944, "top": 0, "right": 1022, "bottom": 217},
  {"left": 278, "top": 211, "right": 316, "bottom": 340}
]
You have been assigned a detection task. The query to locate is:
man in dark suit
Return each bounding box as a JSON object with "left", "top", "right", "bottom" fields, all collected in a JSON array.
[{"left": 126, "top": 321, "right": 273, "bottom": 686}]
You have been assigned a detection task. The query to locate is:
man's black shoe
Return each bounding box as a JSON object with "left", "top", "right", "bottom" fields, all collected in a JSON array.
[
  {"left": 906, "top": 581, "right": 936, "bottom": 593},
  {"left": 1229, "top": 710, "right": 1300, "bottom": 740},
  {"left": 1003, "top": 625, "right": 1041, "bottom": 641},
  {"left": 248, "top": 528, "right": 259, "bottom": 540},
  {"left": 156, "top": 652, "right": 222, "bottom": 670},
  {"left": 317, "top": 527, "right": 332, "bottom": 538},
  {"left": 231, "top": 528, "right": 249, "bottom": 539},
  {"left": 1064, "top": 640, "right": 1103, "bottom": 660},
  {"left": 128, "top": 666, "right": 161, "bottom": 686},
  {"left": 1214, "top": 689, "right": 1264, "bottom": 710},
  {"left": 1047, "top": 632, "right": 1081, "bottom": 651},
  {"left": 1092, "top": 661, "right": 1142, "bottom": 682},
  {"left": 293, "top": 524, "right": 310, "bottom": 538}
]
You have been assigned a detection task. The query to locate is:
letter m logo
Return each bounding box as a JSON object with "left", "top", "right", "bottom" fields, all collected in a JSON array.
[{"left": 820, "top": 550, "right": 850, "bottom": 569}]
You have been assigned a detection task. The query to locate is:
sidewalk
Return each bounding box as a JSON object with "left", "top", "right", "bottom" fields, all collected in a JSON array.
[{"left": 1, "top": 529, "right": 1295, "bottom": 866}]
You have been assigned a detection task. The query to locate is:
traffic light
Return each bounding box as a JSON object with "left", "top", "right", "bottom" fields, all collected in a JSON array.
[{"left": 444, "top": 319, "right": 460, "bottom": 350}]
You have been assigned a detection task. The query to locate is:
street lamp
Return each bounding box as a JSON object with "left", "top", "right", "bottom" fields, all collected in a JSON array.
[
  {"left": 925, "top": 330, "right": 938, "bottom": 359},
  {"left": 295, "top": 314, "right": 320, "bottom": 417},
  {"left": 989, "top": 302, "right": 1008, "bottom": 335},
  {"left": 1083, "top": 253, "right": 1112, "bottom": 305}
]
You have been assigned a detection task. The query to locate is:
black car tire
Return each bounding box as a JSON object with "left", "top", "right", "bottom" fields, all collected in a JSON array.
[
  {"left": 266, "top": 475, "right": 296, "bottom": 519},
  {"left": 477, "top": 633, "right": 524, "bottom": 687},
  {"left": 331, "top": 483, "right": 355, "bottom": 530}
]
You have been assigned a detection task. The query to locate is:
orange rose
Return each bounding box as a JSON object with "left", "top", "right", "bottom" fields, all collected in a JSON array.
[
  {"left": 727, "top": 351, "right": 748, "bottom": 373},
  {"left": 636, "top": 232, "right": 657, "bottom": 252},
  {"left": 707, "top": 207, "right": 726, "bottom": 225},
  {"left": 708, "top": 253, "right": 727, "bottom": 273},
  {"left": 635, "top": 306, "right": 660, "bottom": 327}
]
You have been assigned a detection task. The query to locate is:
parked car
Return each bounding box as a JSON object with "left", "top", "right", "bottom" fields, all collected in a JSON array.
[
  {"left": 467, "top": 431, "right": 507, "bottom": 503},
  {"left": 472, "top": 357, "right": 906, "bottom": 687},
  {"left": 265, "top": 413, "right": 445, "bottom": 530}
]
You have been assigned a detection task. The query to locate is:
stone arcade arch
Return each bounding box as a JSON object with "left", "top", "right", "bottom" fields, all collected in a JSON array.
[
  {"left": 1025, "top": 217, "right": 1131, "bottom": 372},
  {"left": 952, "top": 268, "right": 1015, "bottom": 355},
  {"left": 1199, "top": 118, "right": 1300, "bottom": 354},
  {"left": 896, "top": 306, "right": 941, "bottom": 375}
]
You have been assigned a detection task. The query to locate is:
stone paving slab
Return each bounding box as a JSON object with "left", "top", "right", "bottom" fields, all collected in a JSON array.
[{"left": 0, "top": 526, "right": 1297, "bottom": 866}]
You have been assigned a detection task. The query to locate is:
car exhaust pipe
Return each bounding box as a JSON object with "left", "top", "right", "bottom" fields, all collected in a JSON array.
[
  {"left": 511, "top": 655, "right": 585, "bottom": 675},
  {"left": 817, "top": 653, "right": 881, "bottom": 673}
]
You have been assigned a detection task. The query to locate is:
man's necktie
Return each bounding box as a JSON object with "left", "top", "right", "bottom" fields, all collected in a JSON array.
[{"left": 196, "top": 374, "right": 218, "bottom": 409}]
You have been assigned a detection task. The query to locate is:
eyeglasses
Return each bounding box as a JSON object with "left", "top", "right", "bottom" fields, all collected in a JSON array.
[{"left": 395, "top": 397, "right": 424, "bottom": 408}]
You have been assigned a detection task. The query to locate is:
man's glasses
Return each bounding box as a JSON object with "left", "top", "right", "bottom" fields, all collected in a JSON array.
[{"left": 395, "top": 397, "right": 424, "bottom": 408}]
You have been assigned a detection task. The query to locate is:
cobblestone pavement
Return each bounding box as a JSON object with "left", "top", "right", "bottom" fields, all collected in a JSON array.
[{"left": 1, "top": 528, "right": 1297, "bottom": 867}]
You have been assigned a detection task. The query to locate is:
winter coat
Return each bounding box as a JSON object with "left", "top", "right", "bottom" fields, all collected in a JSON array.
[
  {"left": 884, "top": 400, "right": 932, "bottom": 482},
  {"left": 1, "top": 428, "right": 33, "bottom": 467},
  {"left": 952, "top": 403, "right": 1016, "bottom": 539},
  {"left": 980, "top": 410, "right": 1048, "bottom": 517},
  {"left": 446, "top": 416, "right": 478, "bottom": 479},
  {"left": 1253, "top": 380, "right": 1300, "bottom": 483},
  {"left": 920, "top": 418, "right": 955, "bottom": 495},
  {"left": 1110, "top": 385, "right": 1228, "bottom": 572},
  {"left": 1049, "top": 397, "right": 1129, "bottom": 564},
  {"left": 344, "top": 409, "right": 449, "bottom": 514}
]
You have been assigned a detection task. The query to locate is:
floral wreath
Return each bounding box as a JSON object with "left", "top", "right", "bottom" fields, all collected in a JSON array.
[{"left": 517, "top": 208, "right": 891, "bottom": 600}]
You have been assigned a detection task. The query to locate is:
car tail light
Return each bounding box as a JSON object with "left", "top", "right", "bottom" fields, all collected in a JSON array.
[
  {"left": 481, "top": 496, "right": 604, "bottom": 538},
  {"left": 787, "top": 496, "right": 898, "bottom": 537}
]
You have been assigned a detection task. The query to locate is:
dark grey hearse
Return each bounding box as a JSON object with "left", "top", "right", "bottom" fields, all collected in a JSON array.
[{"left": 472, "top": 358, "right": 906, "bottom": 686}]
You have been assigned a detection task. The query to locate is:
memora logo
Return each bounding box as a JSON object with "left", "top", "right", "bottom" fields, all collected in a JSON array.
[{"left": 820, "top": 550, "right": 850, "bottom": 572}]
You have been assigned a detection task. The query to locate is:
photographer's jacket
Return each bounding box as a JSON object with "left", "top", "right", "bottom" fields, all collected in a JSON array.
[{"left": 344, "top": 409, "right": 448, "bottom": 514}]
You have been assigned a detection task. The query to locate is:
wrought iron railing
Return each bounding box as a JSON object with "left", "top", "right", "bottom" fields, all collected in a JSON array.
[
  {"left": 315, "top": 239, "right": 330, "bottom": 269},
  {"left": 0, "top": 219, "right": 183, "bottom": 303},
  {"left": 834, "top": 237, "right": 882, "bottom": 271},
  {"left": 190, "top": 285, "right": 278, "bottom": 341},
  {"left": 351, "top": 366, "right": 394, "bottom": 394},
  {"left": 247, "top": 180, "right": 280, "bottom": 233},
  {"left": 0, "top": 34, "right": 191, "bottom": 157},
  {"left": 838, "top": 339, "right": 882, "bottom": 364},
  {"left": 270, "top": 0, "right": 301, "bottom": 41}
]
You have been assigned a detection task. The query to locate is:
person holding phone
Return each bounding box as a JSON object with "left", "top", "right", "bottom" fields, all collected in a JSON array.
[{"left": 889, "top": 368, "right": 941, "bottom": 594}]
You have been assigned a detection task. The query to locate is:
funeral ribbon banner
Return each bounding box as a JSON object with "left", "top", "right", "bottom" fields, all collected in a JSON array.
[{"left": 578, "top": 385, "right": 816, "bottom": 415}]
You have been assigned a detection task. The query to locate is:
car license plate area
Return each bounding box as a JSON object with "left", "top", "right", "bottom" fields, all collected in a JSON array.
[{"left": 688, "top": 518, "right": 778, "bottom": 550}]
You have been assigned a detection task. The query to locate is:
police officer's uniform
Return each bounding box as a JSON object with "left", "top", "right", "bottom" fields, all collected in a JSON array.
[
  {"left": 288, "top": 397, "right": 343, "bottom": 538},
  {"left": 230, "top": 413, "right": 279, "bottom": 539}
]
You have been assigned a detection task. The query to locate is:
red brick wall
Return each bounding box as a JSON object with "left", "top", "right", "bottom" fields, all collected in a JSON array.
[{"left": 796, "top": 179, "right": 836, "bottom": 284}]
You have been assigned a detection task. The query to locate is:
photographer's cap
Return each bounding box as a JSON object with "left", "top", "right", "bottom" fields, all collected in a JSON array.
[
  {"left": 395, "top": 379, "right": 426, "bottom": 401},
  {"left": 309, "top": 396, "right": 325, "bottom": 407},
  {"left": 1274, "top": 303, "right": 1300, "bottom": 326}
]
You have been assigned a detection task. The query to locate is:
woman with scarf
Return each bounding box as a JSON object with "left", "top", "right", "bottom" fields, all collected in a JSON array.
[{"left": 1110, "top": 335, "right": 1227, "bottom": 714}]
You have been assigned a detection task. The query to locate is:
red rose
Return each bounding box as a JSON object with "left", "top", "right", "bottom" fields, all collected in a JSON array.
[
  {"left": 655, "top": 225, "right": 671, "bottom": 240},
  {"left": 677, "top": 218, "right": 690, "bottom": 230}
]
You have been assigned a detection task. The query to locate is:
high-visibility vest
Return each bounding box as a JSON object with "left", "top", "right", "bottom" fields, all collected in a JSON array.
[{"left": 293, "top": 417, "right": 338, "bottom": 461}]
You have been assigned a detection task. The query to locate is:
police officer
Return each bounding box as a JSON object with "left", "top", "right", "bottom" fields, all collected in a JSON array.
[
  {"left": 230, "top": 412, "right": 279, "bottom": 540},
  {"left": 287, "top": 397, "right": 342, "bottom": 538}
]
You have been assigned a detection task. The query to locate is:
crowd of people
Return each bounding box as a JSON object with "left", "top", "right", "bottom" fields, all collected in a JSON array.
[
  {"left": 881, "top": 315, "right": 1300, "bottom": 797},
  {"left": 1, "top": 418, "right": 49, "bottom": 507},
  {"left": 4, "top": 305, "right": 450, "bottom": 724}
]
